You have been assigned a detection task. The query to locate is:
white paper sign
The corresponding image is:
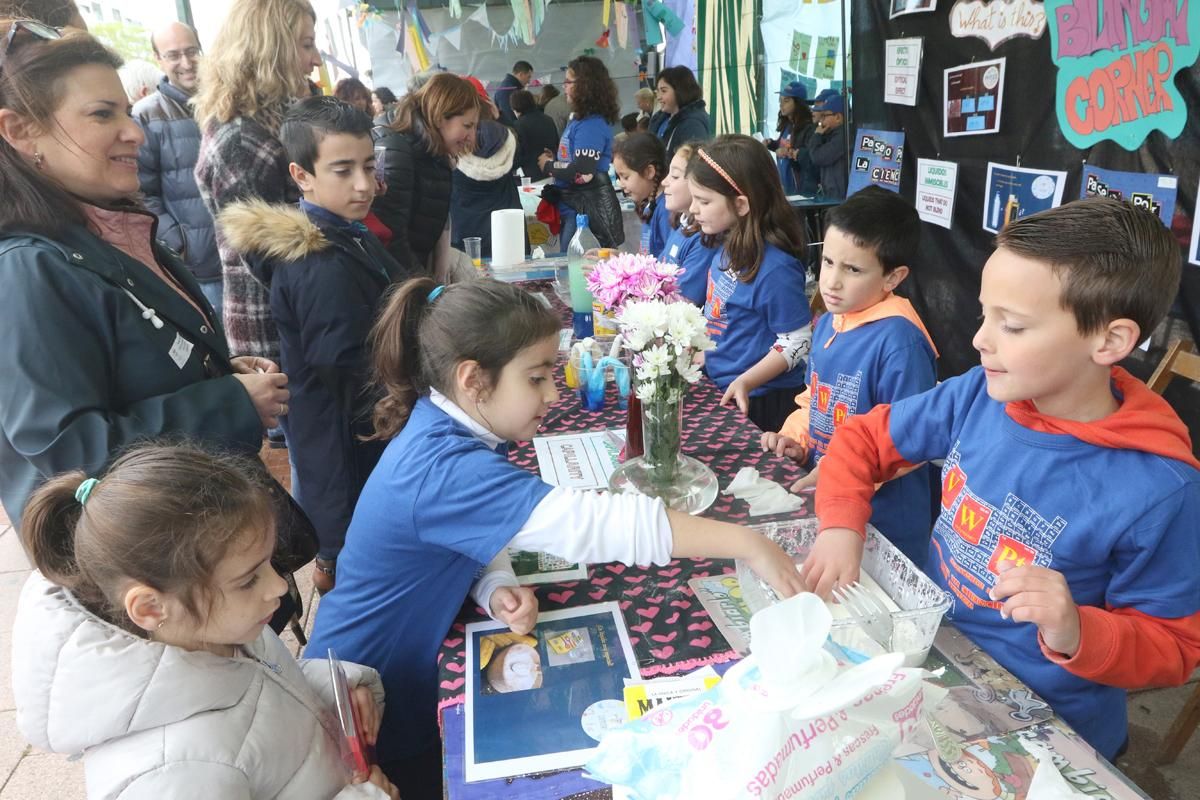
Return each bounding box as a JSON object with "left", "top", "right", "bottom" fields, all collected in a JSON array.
[
  {"left": 533, "top": 430, "right": 625, "bottom": 490},
  {"left": 885, "top": 38, "right": 923, "bottom": 106},
  {"left": 915, "top": 159, "right": 959, "bottom": 230}
]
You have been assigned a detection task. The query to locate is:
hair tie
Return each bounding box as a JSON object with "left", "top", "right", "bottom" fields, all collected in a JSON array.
[
  {"left": 428, "top": 285, "right": 445, "bottom": 303},
  {"left": 75, "top": 478, "right": 98, "bottom": 506},
  {"left": 697, "top": 148, "right": 746, "bottom": 199}
]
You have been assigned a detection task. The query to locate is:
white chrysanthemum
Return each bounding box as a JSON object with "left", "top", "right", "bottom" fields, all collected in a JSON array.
[
  {"left": 636, "top": 382, "right": 657, "bottom": 402},
  {"left": 642, "top": 343, "right": 672, "bottom": 372}
]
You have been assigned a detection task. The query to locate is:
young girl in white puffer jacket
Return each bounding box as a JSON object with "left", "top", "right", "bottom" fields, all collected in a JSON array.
[{"left": 10, "top": 444, "right": 399, "bottom": 800}]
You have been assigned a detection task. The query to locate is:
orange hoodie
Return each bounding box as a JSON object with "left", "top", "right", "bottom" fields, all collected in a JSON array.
[{"left": 778, "top": 294, "right": 938, "bottom": 452}]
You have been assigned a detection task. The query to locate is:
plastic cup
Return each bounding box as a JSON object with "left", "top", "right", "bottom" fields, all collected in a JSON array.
[{"left": 464, "top": 237, "right": 483, "bottom": 269}]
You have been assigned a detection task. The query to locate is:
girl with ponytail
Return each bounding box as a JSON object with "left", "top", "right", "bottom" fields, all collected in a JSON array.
[
  {"left": 612, "top": 132, "right": 671, "bottom": 256},
  {"left": 12, "top": 444, "right": 398, "bottom": 799},
  {"left": 307, "top": 277, "right": 805, "bottom": 795}
]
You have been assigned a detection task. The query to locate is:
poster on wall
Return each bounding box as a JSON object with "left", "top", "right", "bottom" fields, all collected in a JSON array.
[
  {"left": 1046, "top": 0, "right": 1199, "bottom": 151},
  {"left": 464, "top": 602, "right": 639, "bottom": 781},
  {"left": 885, "top": 37, "right": 923, "bottom": 106},
  {"left": 944, "top": 58, "right": 1005, "bottom": 137},
  {"left": 790, "top": 30, "right": 812, "bottom": 73},
  {"left": 1079, "top": 165, "right": 1177, "bottom": 227},
  {"left": 982, "top": 162, "right": 1068, "bottom": 233},
  {"left": 1191, "top": 180, "right": 1200, "bottom": 267},
  {"left": 891, "top": 0, "right": 938, "bottom": 18},
  {"left": 847, "top": 129, "right": 905, "bottom": 196},
  {"left": 915, "top": 159, "right": 959, "bottom": 230},
  {"left": 949, "top": 0, "right": 1047, "bottom": 50},
  {"left": 813, "top": 35, "right": 840, "bottom": 79}
]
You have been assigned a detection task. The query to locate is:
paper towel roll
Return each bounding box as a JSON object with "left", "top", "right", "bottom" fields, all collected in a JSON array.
[{"left": 490, "top": 209, "right": 526, "bottom": 267}]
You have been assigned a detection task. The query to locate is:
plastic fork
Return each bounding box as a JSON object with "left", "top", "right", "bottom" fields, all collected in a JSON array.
[{"left": 832, "top": 581, "right": 894, "bottom": 650}]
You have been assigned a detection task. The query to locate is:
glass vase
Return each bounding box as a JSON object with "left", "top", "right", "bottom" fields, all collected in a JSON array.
[{"left": 608, "top": 389, "right": 718, "bottom": 514}]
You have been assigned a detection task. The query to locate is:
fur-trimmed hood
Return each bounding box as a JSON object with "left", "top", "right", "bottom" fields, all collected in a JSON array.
[
  {"left": 455, "top": 122, "right": 517, "bottom": 183},
  {"left": 217, "top": 200, "right": 331, "bottom": 286}
]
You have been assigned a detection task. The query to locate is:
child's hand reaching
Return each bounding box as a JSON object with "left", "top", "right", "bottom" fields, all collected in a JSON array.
[
  {"left": 989, "top": 561, "right": 1081, "bottom": 657},
  {"left": 490, "top": 585, "right": 539, "bottom": 635},
  {"left": 720, "top": 377, "right": 752, "bottom": 415},
  {"left": 800, "top": 528, "right": 864, "bottom": 599},
  {"left": 350, "top": 685, "right": 381, "bottom": 746},
  {"left": 760, "top": 431, "right": 805, "bottom": 462},
  {"left": 744, "top": 535, "right": 806, "bottom": 599}
]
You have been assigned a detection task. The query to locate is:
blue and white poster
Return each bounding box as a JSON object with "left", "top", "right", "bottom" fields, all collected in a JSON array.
[
  {"left": 847, "top": 129, "right": 905, "bottom": 196},
  {"left": 464, "top": 602, "right": 638, "bottom": 781},
  {"left": 1079, "top": 165, "right": 1177, "bottom": 228},
  {"left": 982, "top": 162, "right": 1068, "bottom": 234}
]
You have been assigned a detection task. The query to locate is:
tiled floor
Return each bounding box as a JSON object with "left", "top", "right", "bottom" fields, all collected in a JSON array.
[{"left": 2, "top": 444, "right": 1199, "bottom": 798}]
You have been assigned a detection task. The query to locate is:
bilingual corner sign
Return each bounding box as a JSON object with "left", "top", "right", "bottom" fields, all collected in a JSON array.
[{"left": 1046, "top": 0, "right": 1198, "bottom": 151}]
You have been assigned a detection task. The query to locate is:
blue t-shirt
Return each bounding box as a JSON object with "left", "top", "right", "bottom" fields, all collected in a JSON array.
[
  {"left": 807, "top": 313, "right": 936, "bottom": 566},
  {"left": 889, "top": 367, "right": 1200, "bottom": 759},
  {"left": 660, "top": 225, "right": 720, "bottom": 306},
  {"left": 775, "top": 124, "right": 799, "bottom": 196},
  {"left": 555, "top": 114, "right": 613, "bottom": 189},
  {"left": 702, "top": 243, "right": 811, "bottom": 395},
  {"left": 639, "top": 194, "right": 673, "bottom": 256},
  {"left": 306, "top": 398, "right": 554, "bottom": 761}
]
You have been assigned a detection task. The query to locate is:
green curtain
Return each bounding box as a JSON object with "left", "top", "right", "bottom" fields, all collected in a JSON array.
[{"left": 697, "top": 0, "right": 760, "bottom": 135}]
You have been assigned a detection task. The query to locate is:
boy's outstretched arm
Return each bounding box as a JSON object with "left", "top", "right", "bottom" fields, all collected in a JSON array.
[
  {"left": 806, "top": 404, "right": 917, "bottom": 598},
  {"left": 1048, "top": 607, "right": 1200, "bottom": 688}
]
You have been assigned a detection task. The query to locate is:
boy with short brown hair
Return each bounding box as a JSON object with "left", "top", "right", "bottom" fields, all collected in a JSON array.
[{"left": 805, "top": 197, "right": 1200, "bottom": 759}]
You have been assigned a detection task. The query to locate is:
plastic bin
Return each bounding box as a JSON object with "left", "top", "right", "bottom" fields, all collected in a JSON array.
[{"left": 736, "top": 518, "right": 951, "bottom": 667}]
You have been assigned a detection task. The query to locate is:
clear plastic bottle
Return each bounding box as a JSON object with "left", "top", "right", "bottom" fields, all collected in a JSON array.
[{"left": 567, "top": 214, "right": 600, "bottom": 338}]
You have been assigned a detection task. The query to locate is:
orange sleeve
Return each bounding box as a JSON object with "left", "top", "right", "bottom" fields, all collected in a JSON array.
[
  {"left": 778, "top": 388, "right": 811, "bottom": 453},
  {"left": 814, "top": 404, "right": 915, "bottom": 536},
  {"left": 1040, "top": 606, "right": 1200, "bottom": 689}
]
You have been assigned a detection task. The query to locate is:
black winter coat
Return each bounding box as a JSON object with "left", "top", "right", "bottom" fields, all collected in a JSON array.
[
  {"left": 513, "top": 108, "right": 561, "bottom": 181},
  {"left": 222, "top": 200, "right": 405, "bottom": 558},
  {"left": 0, "top": 212, "right": 262, "bottom": 525},
  {"left": 372, "top": 119, "right": 452, "bottom": 277},
  {"left": 650, "top": 100, "right": 713, "bottom": 160}
]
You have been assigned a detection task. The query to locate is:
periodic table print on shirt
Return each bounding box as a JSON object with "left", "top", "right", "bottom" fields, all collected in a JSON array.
[
  {"left": 809, "top": 368, "right": 863, "bottom": 458},
  {"left": 934, "top": 441, "right": 1067, "bottom": 612},
  {"left": 703, "top": 268, "right": 737, "bottom": 338}
]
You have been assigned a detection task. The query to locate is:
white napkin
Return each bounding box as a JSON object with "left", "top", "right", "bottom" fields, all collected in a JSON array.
[
  {"left": 1023, "top": 741, "right": 1087, "bottom": 798},
  {"left": 531, "top": 246, "right": 546, "bottom": 259},
  {"left": 723, "top": 467, "right": 806, "bottom": 516}
]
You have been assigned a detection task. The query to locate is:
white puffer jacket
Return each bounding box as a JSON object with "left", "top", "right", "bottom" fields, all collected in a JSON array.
[{"left": 11, "top": 573, "right": 389, "bottom": 799}]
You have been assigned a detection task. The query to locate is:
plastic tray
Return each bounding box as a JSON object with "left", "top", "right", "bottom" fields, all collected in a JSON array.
[{"left": 736, "top": 518, "right": 951, "bottom": 667}]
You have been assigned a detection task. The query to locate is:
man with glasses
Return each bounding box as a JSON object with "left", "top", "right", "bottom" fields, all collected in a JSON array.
[
  {"left": 810, "top": 89, "right": 848, "bottom": 201},
  {"left": 134, "top": 21, "right": 224, "bottom": 320}
]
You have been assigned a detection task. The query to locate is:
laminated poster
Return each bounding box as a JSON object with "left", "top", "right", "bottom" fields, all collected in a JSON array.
[
  {"left": 790, "top": 30, "right": 812, "bottom": 74},
  {"left": 891, "top": 0, "right": 938, "bottom": 18},
  {"left": 898, "top": 720, "right": 1152, "bottom": 799},
  {"left": 507, "top": 549, "right": 587, "bottom": 585},
  {"left": 944, "top": 58, "right": 1005, "bottom": 137},
  {"left": 813, "top": 35, "right": 840, "bottom": 80},
  {"left": 533, "top": 429, "right": 624, "bottom": 490},
  {"left": 464, "top": 602, "right": 639, "bottom": 781},
  {"left": 847, "top": 128, "right": 905, "bottom": 196},
  {"left": 1079, "top": 165, "right": 1177, "bottom": 227},
  {"left": 915, "top": 158, "right": 959, "bottom": 230},
  {"left": 688, "top": 575, "right": 754, "bottom": 655},
  {"left": 982, "top": 162, "right": 1067, "bottom": 234},
  {"left": 885, "top": 37, "right": 923, "bottom": 106}
]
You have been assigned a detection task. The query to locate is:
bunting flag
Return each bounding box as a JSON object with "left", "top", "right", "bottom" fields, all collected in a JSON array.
[
  {"left": 410, "top": 1, "right": 433, "bottom": 40},
  {"left": 467, "top": 3, "right": 490, "bottom": 30},
  {"left": 407, "top": 20, "right": 431, "bottom": 71},
  {"left": 698, "top": 0, "right": 759, "bottom": 135},
  {"left": 449, "top": 0, "right": 463, "bottom": 17},
  {"left": 532, "top": 0, "right": 546, "bottom": 36},
  {"left": 510, "top": 0, "right": 536, "bottom": 45},
  {"left": 603, "top": 0, "right": 612, "bottom": 27},
  {"left": 439, "top": 25, "right": 464, "bottom": 50},
  {"left": 615, "top": 2, "right": 629, "bottom": 49},
  {"left": 394, "top": 19, "right": 406, "bottom": 54},
  {"left": 596, "top": 29, "right": 611, "bottom": 48}
]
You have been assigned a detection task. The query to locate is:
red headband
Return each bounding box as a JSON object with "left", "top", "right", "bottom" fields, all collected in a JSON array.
[{"left": 697, "top": 148, "right": 745, "bottom": 198}]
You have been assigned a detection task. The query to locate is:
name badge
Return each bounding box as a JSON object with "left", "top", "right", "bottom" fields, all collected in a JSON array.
[
  {"left": 168, "top": 332, "right": 194, "bottom": 369},
  {"left": 670, "top": 244, "right": 680, "bottom": 258}
]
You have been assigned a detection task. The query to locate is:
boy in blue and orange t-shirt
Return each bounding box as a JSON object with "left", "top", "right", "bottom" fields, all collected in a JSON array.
[
  {"left": 805, "top": 197, "right": 1200, "bottom": 759},
  {"left": 763, "top": 187, "right": 936, "bottom": 567}
]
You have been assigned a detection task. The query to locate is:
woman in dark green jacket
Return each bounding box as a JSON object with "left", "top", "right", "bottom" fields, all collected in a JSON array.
[{"left": 0, "top": 26, "right": 286, "bottom": 525}]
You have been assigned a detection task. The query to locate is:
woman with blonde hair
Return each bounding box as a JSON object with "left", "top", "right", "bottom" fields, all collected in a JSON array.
[
  {"left": 193, "top": 0, "right": 323, "bottom": 364},
  {"left": 372, "top": 72, "right": 482, "bottom": 279}
]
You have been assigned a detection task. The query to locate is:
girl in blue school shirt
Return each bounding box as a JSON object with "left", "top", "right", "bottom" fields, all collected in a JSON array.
[
  {"left": 688, "top": 134, "right": 812, "bottom": 433},
  {"left": 305, "top": 277, "right": 804, "bottom": 798},
  {"left": 658, "top": 142, "right": 721, "bottom": 305},
  {"left": 612, "top": 133, "right": 672, "bottom": 256},
  {"left": 536, "top": 55, "right": 620, "bottom": 249}
]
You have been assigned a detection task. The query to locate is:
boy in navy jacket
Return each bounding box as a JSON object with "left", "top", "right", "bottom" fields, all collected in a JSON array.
[{"left": 219, "top": 97, "right": 405, "bottom": 592}]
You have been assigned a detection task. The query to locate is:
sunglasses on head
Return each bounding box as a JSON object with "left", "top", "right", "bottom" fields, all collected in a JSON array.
[{"left": 0, "top": 20, "right": 63, "bottom": 73}]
